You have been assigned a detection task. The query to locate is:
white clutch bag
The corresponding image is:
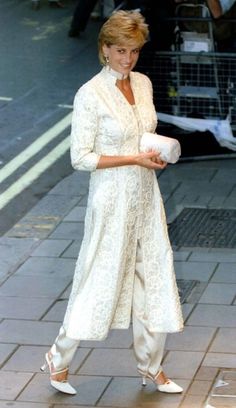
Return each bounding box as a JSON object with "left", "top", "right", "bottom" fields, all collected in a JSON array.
[{"left": 140, "top": 132, "right": 181, "bottom": 164}]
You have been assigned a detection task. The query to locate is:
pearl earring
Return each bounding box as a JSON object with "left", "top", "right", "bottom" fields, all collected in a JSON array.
[{"left": 105, "top": 56, "right": 109, "bottom": 64}]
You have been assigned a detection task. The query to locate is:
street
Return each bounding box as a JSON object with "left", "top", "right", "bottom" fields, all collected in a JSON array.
[
  {"left": 1, "top": 2, "right": 236, "bottom": 407},
  {"left": 0, "top": 0, "right": 101, "bottom": 234}
]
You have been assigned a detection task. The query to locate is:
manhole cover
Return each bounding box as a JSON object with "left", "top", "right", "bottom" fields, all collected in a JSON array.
[{"left": 168, "top": 208, "right": 236, "bottom": 248}]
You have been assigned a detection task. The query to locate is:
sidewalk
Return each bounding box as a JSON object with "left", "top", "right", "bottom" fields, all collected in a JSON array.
[{"left": 0, "top": 157, "right": 236, "bottom": 407}]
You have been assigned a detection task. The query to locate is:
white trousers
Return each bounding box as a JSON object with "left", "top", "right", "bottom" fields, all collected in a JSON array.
[{"left": 50, "top": 241, "right": 166, "bottom": 377}]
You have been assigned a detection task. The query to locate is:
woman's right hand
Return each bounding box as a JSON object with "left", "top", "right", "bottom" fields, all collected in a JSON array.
[{"left": 135, "top": 151, "right": 167, "bottom": 170}]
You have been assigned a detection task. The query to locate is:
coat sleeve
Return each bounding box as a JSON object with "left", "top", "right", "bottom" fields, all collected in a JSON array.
[{"left": 70, "top": 85, "right": 101, "bottom": 172}]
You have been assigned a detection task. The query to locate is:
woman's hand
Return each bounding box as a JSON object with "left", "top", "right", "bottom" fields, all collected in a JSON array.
[
  {"left": 96, "top": 151, "right": 167, "bottom": 170},
  {"left": 135, "top": 151, "right": 167, "bottom": 170}
]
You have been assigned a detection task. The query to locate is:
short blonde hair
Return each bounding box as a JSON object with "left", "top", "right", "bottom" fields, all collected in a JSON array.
[{"left": 98, "top": 10, "right": 149, "bottom": 65}]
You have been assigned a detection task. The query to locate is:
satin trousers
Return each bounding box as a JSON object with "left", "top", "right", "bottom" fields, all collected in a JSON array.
[{"left": 50, "top": 241, "right": 166, "bottom": 377}]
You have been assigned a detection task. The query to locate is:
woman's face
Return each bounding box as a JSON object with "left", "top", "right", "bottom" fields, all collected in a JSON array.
[{"left": 102, "top": 43, "right": 140, "bottom": 76}]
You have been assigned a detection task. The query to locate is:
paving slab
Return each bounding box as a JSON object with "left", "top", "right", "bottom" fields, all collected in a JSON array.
[
  {"left": 174, "top": 261, "right": 216, "bottom": 282},
  {"left": 186, "top": 282, "right": 208, "bottom": 304},
  {"left": 18, "top": 373, "right": 111, "bottom": 406},
  {"left": 0, "top": 371, "right": 33, "bottom": 400},
  {"left": 179, "top": 394, "right": 207, "bottom": 408},
  {"left": 211, "top": 169, "right": 236, "bottom": 183},
  {"left": 166, "top": 326, "right": 216, "bottom": 351},
  {"left": 223, "top": 197, "right": 236, "bottom": 209},
  {"left": 165, "top": 192, "right": 185, "bottom": 206},
  {"left": 158, "top": 178, "right": 180, "bottom": 196},
  {"left": 0, "top": 403, "right": 51, "bottom": 408},
  {"left": 0, "top": 275, "right": 70, "bottom": 298},
  {"left": 54, "top": 406, "right": 104, "bottom": 408},
  {"left": 6, "top": 195, "right": 81, "bottom": 239},
  {"left": 226, "top": 185, "right": 236, "bottom": 198},
  {"left": 162, "top": 351, "right": 205, "bottom": 379},
  {"left": 161, "top": 166, "right": 216, "bottom": 182},
  {"left": 15, "top": 257, "right": 75, "bottom": 278},
  {"left": 209, "top": 195, "right": 228, "bottom": 208},
  {"left": 209, "top": 395, "right": 236, "bottom": 407},
  {"left": 49, "top": 222, "right": 84, "bottom": 241},
  {"left": 98, "top": 376, "right": 187, "bottom": 408},
  {"left": 195, "top": 194, "right": 214, "bottom": 206},
  {"left": 54, "top": 406, "right": 102, "bottom": 408},
  {"left": 0, "top": 237, "right": 37, "bottom": 281},
  {"left": 20, "top": 192, "right": 81, "bottom": 219},
  {"left": 203, "top": 353, "right": 236, "bottom": 368},
  {"left": 182, "top": 194, "right": 210, "bottom": 207},
  {"left": 181, "top": 304, "right": 194, "bottom": 321},
  {"left": 210, "top": 369, "right": 236, "bottom": 395},
  {"left": 198, "top": 283, "right": 236, "bottom": 304},
  {"left": 2, "top": 345, "right": 91, "bottom": 375},
  {"left": 0, "top": 320, "right": 60, "bottom": 345},
  {"left": 0, "top": 296, "right": 54, "bottom": 319},
  {"left": 211, "top": 263, "right": 236, "bottom": 283},
  {"left": 195, "top": 366, "right": 219, "bottom": 381},
  {"left": 69, "top": 348, "right": 92, "bottom": 374},
  {"left": 186, "top": 305, "right": 236, "bottom": 327},
  {"left": 60, "top": 284, "right": 72, "bottom": 299},
  {"left": 189, "top": 251, "right": 236, "bottom": 263},
  {"left": 42, "top": 299, "right": 68, "bottom": 322},
  {"left": 0, "top": 343, "right": 17, "bottom": 366},
  {"left": 79, "top": 349, "right": 137, "bottom": 377},
  {"left": 173, "top": 251, "right": 191, "bottom": 261},
  {"left": 208, "top": 370, "right": 236, "bottom": 407},
  {"left": 1, "top": 346, "right": 49, "bottom": 373},
  {"left": 174, "top": 181, "right": 232, "bottom": 196},
  {"left": 30, "top": 239, "right": 72, "bottom": 257},
  {"left": 187, "top": 380, "right": 212, "bottom": 396},
  {"left": 210, "top": 328, "right": 236, "bottom": 353},
  {"left": 64, "top": 206, "right": 87, "bottom": 222},
  {"left": 48, "top": 172, "right": 89, "bottom": 197},
  {"left": 165, "top": 203, "right": 184, "bottom": 224},
  {"left": 61, "top": 240, "right": 81, "bottom": 259}
]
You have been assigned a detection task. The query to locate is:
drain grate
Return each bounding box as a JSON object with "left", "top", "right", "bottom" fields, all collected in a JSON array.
[
  {"left": 177, "top": 279, "right": 197, "bottom": 303},
  {"left": 168, "top": 208, "right": 236, "bottom": 248}
]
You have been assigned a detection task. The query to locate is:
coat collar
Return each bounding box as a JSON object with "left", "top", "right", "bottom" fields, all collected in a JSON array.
[
  {"left": 99, "top": 66, "right": 142, "bottom": 108},
  {"left": 98, "top": 67, "right": 141, "bottom": 132}
]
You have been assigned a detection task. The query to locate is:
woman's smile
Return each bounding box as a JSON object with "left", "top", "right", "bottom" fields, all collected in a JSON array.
[{"left": 102, "top": 44, "right": 140, "bottom": 75}]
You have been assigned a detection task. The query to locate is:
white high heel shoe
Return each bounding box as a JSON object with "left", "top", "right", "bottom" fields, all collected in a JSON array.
[
  {"left": 139, "top": 369, "right": 183, "bottom": 394},
  {"left": 40, "top": 352, "right": 77, "bottom": 395}
]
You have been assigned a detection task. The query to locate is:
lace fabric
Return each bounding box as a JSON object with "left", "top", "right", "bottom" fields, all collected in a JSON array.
[{"left": 64, "top": 68, "right": 184, "bottom": 340}]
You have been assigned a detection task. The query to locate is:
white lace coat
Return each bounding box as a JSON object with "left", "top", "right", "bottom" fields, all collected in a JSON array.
[{"left": 63, "top": 67, "right": 184, "bottom": 340}]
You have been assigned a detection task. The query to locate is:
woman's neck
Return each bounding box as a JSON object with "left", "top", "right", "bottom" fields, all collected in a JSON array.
[{"left": 106, "top": 65, "right": 129, "bottom": 81}]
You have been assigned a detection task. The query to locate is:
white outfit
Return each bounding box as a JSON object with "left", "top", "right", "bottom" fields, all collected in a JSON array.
[
  {"left": 51, "top": 66, "right": 183, "bottom": 376},
  {"left": 61, "top": 66, "right": 183, "bottom": 342},
  {"left": 52, "top": 242, "right": 166, "bottom": 374}
]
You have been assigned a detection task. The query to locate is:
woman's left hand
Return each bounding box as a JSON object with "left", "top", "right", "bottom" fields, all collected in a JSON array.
[{"left": 151, "top": 154, "right": 167, "bottom": 169}]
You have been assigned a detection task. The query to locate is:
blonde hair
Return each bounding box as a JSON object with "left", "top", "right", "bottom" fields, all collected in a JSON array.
[{"left": 98, "top": 10, "right": 149, "bottom": 65}]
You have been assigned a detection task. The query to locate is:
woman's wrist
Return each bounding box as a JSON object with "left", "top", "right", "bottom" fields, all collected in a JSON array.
[{"left": 97, "top": 154, "right": 137, "bottom": 169}]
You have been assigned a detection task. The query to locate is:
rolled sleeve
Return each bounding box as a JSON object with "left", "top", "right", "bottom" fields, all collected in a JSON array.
[{"left": 70, "top": 85, "right": 100, "bottom": 172}]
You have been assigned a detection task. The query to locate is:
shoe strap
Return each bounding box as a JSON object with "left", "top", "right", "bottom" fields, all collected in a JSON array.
[{"left": 138, "top": 368, "right": 162, "bottom": 381}]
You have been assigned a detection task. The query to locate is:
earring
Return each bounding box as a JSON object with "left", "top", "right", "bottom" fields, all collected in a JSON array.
[{"left": 105, "top": 56, "right": 109, "bottom": 64}]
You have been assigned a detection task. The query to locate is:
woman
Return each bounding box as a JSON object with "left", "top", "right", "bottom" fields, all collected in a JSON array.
[{"left": 41, "top": 10, "right": 184, "bottom": 396}]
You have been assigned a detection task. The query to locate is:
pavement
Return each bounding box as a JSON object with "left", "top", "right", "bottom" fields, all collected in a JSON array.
[
  {"left": 1, "top": 1, "right": 236, "bottom": 407},
  {"left": 1, "top": 157, "right": 236, "bottom": 408}
]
